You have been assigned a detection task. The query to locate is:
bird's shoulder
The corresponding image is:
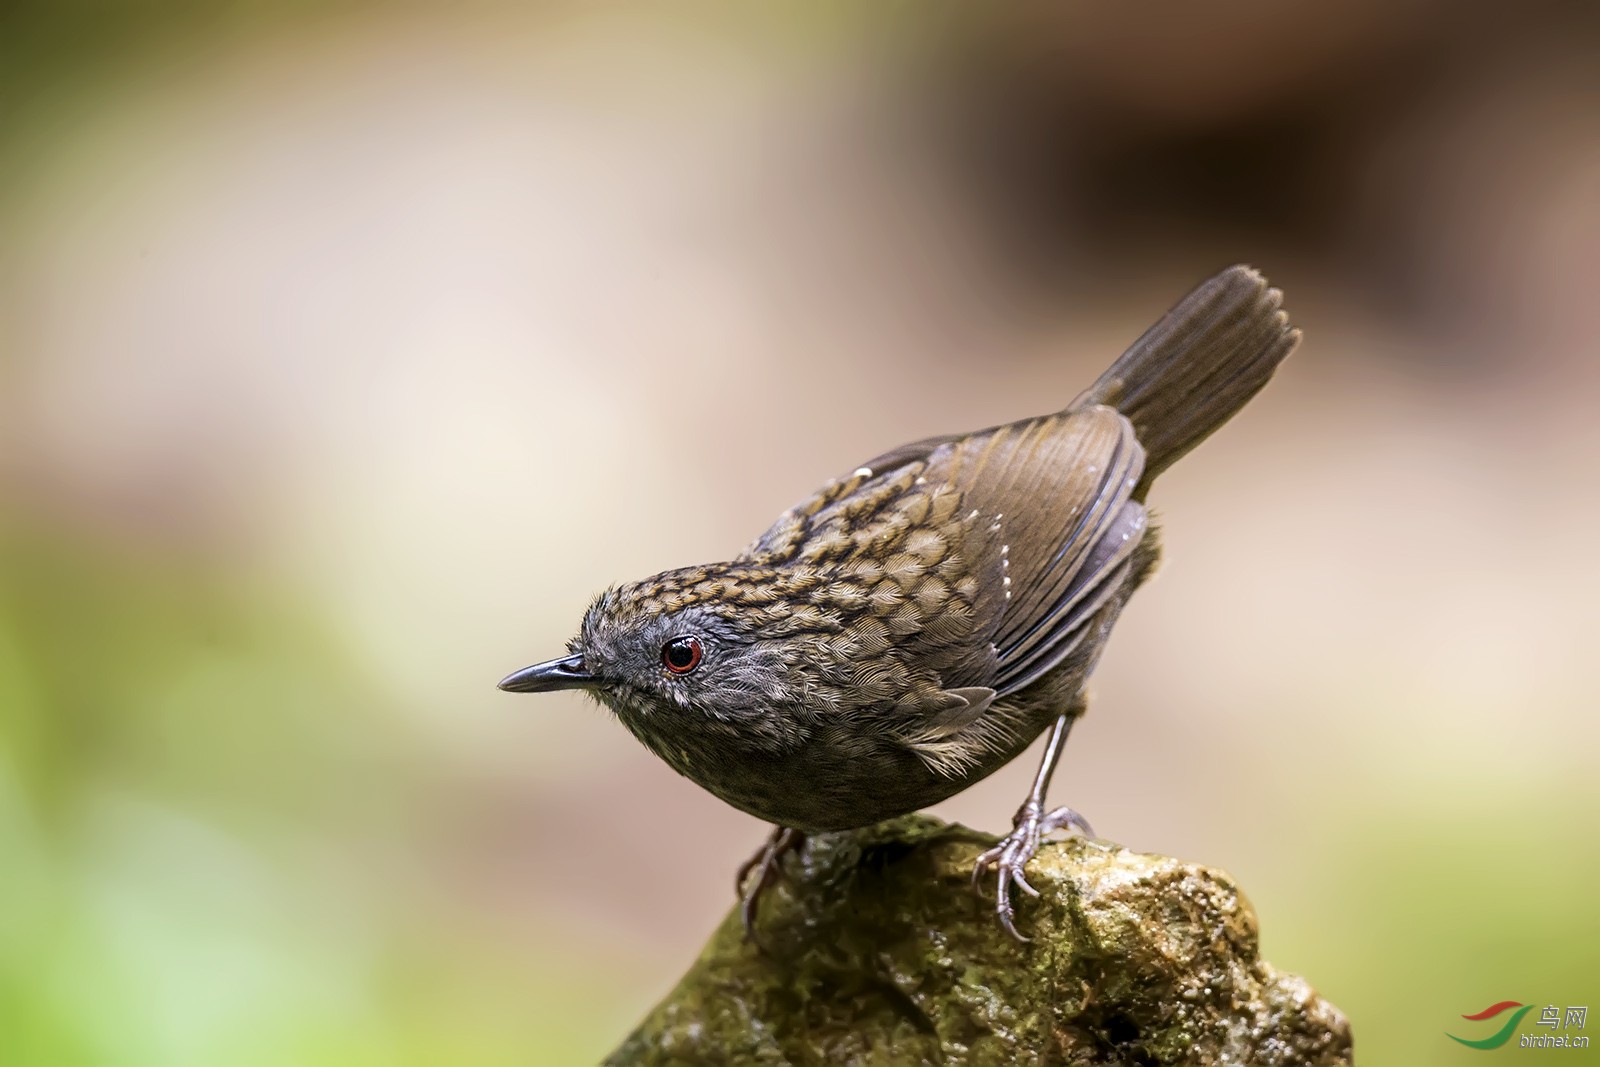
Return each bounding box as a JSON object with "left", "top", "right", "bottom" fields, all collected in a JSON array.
[{"left": 740, "top": 459, "right": 964, "bottom": 568}]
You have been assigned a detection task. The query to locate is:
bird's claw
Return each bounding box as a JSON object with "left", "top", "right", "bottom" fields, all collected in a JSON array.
[
  {"left": 736, "top": 827, "right": 805, "bottom": 938},
  {"left": 971, "top": 803, "right": 1094, "bottom": 942}
]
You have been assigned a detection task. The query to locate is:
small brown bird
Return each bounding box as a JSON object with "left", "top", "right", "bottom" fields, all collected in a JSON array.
[{"left": 500, "top": 266, "right": 1299, "bottom": 940}]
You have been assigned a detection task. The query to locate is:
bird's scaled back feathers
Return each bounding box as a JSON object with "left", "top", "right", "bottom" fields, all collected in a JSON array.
[{"left": 741, "top": 404, "right": 1147, "bottom": 712}]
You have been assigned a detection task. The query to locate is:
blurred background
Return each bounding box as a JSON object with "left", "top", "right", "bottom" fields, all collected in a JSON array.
[{"left": 3, "top": 3, "right": 1597, "bottom": 1064}]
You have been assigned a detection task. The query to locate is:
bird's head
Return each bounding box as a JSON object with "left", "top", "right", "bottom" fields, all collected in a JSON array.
[{"left": 498, "top": 565, "right": 832, "bottom": 740}]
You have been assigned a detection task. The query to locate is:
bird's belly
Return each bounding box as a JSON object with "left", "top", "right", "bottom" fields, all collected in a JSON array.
[{"left": 673, "top": 721, "right": 1047, "bottom": 833}]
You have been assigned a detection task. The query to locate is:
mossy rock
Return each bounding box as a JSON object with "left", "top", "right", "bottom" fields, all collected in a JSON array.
[{"left": 607, "top": 816, "right": 1350, "bottom": 1066}]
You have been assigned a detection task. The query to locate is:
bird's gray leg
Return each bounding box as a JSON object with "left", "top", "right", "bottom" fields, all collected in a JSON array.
[
  {"left": 971, "top": 712, "right": 1094, "bottom": 941},
  {"left": 736, "top": 826, "right": 806, "bottom": 937}
]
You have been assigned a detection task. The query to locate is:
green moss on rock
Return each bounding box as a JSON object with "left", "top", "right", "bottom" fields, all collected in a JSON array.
[{"left": 608, "top": 816, "right": 1350, "bottom": 1066}]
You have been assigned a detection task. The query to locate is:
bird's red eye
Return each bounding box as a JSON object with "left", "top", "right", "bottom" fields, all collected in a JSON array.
[{"left": 662, "top": 636, "right": 703, "bottom": 675}]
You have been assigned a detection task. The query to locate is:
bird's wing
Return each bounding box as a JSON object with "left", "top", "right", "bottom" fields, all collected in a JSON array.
[
  {"left": 742, "top": 404, "right": 1146, "bottom": 701},
  {"left": 916, "top": 404, "right": 1148, "bottom": 696}
]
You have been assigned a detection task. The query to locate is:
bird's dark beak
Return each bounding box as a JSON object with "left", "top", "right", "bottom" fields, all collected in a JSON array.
[{"left": 497, "top": 653, "right": 598, "bottom": 693}]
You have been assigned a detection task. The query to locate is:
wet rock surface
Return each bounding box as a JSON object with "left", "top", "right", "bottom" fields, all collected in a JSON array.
[{"left": 607, "top": 816, "right": 1350, "bottom": 1066}]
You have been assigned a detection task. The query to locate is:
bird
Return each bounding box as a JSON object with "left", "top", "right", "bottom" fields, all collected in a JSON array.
[{"left": 499, "top": 265, "right": 1300, "bottom": 940}]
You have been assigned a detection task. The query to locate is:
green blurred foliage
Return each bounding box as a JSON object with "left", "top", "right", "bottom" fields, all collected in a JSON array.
[
  {"left": 1261, "top": 789, "right": 1600, "bottom": 1064},
  {"left": 0, "top": 517, "right": 634, "bottom": 1064}
]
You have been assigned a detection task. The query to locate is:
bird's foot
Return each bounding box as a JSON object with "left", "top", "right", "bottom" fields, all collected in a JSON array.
[
  {"left": 971, "top": 802, "right": 1095, "bottom": 942},
  {"left": 736, "top": 826, "right": 806, "bottom": 938}
]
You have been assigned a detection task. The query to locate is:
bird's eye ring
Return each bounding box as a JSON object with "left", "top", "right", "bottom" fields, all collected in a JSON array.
[{"left": 661, "top": 636, "right": 703, "bottom": 675}]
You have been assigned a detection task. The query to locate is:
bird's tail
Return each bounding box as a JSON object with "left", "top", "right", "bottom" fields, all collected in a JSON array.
[{"left": 1070, "top": 265, "right": 1300, "bottom": 493}]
